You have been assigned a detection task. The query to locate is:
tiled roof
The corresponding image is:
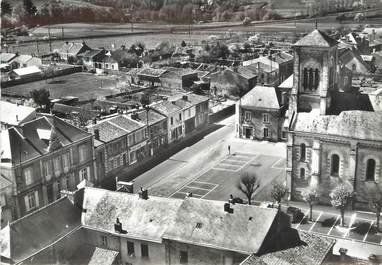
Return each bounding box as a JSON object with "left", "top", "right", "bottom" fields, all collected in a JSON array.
[
  {"left": 5, "top": 115, "right": 91, "bottom": 164},
  {"left": 151, "top": 100, "right": 182, "bottom": 116},
  {"left": 293, "top": 110, "right": 382, "bottom": 141},
  {"left": 52, "top": 103, "right": 99, "bottom": 118},
  {"left": 241, "top": 231, "right": 335, "bottom": 265},
  {"left": 58, "top": 42, "right": 90, "bottom": 55},
  {"left": 1, "top": 197, "right": 82, "bottom": 263},
  {"left": 138, "top": 68, "right": 167, "bottom": 77},
  {"left": 163, "top": 197, "right": 278, "bottom": 255},
  {"left": 134, "top": 109, "right": 166, "bottom": 126},
  {"left": 160, "top": 67, "right": 198, "bottom": 79},
  {"left": 82, "top": 187, "right": 183, "bottom": 243},
  {"left": 294, "top": 29, "right": 338, "bottom": 47},
  {"left": 240, "top": 86, "right": 280, "bottom": 110},
  {"left": 87, "top": 247, "right": 119, "bottom": 265},
  {"left": 0, "top": 101, "right": 36, "bottom": 126}
]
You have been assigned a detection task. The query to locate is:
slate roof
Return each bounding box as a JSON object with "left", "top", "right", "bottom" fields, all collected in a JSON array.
[
  {"left": 240, "top": 86, "right": 280, "bottom": 110},
  {"left": 163, "top": 197, "right": 278, "bottom": 255},
  {"left": 82, "top": 187, "right": 183, "bottom": 243},
  {"left": 0, "top": 174, "right": 13, "bottom": 190},
  {"left": 293, "top": 29, "right": 338, "bottom": 47},
  {"left": 0, "top": 197, "right": 82, "bottom": 263},
  {"left": 0, "top": 101, "right": 36, "bottom": 126},
  {"left": 293, "top": 110, "right": 382, "bottom": 141},
  {"left": 241, "top": 231, "right": 335, "bottom": 265},
  {"left": 151, "top": 100, "right": 182, "bottom": 116}
]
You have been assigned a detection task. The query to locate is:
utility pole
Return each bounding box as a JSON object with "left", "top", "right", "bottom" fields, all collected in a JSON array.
[
  {"left": 48, "top": 25, "right": 52, "bottom": 53},
  {"left": 35, "top": 38, "right": 40, "bottom": 54},
  {"left": 61, "top": 27, "right": 64, "bottom": 40}
]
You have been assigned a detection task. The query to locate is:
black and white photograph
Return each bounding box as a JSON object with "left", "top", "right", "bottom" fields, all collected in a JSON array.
[{"left": 0, "top": 0, "right": 382, "bottom": 264}]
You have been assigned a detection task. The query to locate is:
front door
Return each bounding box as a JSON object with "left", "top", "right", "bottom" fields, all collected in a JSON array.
[{"left": 245, "top": 128, "right": 252, "bottom": 139}]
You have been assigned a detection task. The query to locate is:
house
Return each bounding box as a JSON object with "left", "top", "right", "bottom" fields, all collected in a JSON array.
[
  {"left": 130, "top": 109, "right": 168, "bottom": 156},
  {"left": 88, "top": 114, "right": 147, "bottom": 180},
  {"left": 9, "top": 54, "right": 42, "bottom": 69},
  {"left": 57, "top": 41, "right": 91, "bottom": 61},
  {"left": 236, "top": 86, "right": 286, "bottom": 142},
  {"left": 151, "top": 100, "right": 184, "bottom": 143},
  {"left": 78, "top": 49, "right": 107, "bottom": 69},
  {"left": 0, "top": 53, "right": 17, "bottom": 64},
  {"left": 244, "top": 60, "right": 280, "bottom": 86},
  {"left": 286, "top": 29, "right": 382, "bottom": 210},
  {"left": 0, "top": 101, "right": 36, "bottom": 130},
  {"left": 0, "top": 114, "right": 95, "bottom": 222},
  {"left": 159, "top": 67, "right": 199, "bottom": 90},
  {"left": 209, "top": 67, "right": 257, "bottom": 97},
  {"left": 8, "top": 66, "right": 42, "bottom": 80},
  {"left": 0, "top": 186, "right": 315, "bottom": 265},
  {"left": 94, "top": 51, "right": 119, "bottom": 72},
  {"left": 137, "top": 68, "right": 168, "bottom": 87},
  {"left": 339, "top": 48, "right": 372, "bottom": 76}
]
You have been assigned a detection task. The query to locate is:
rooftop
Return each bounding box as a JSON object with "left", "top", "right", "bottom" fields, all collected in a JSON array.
[
  {"left": 294, "top": 29, "right": 338, "bottom": 47},
  {"left": 0, "top": 53, "right": 17, "bottom": 62},
  {"left": 11, "top": 66, "right": 42, "bottom": 76},
  {"left": 240, "top": 86, "right": 280, "bottom": 110},
  {"left": 278, "top": 74, "right": 294, "bottom": 89},
  {"left": 293, "top": 110, "right": 382, "bottom": 141},
  {"left": 151, "top": 100, "right": 182, "bottom": 116},
  {"left": 133, "top": 109, "right": 166, "bottom": 126},
  {"left": 0, "top": 101, "right": 36, "bottom": 126}
]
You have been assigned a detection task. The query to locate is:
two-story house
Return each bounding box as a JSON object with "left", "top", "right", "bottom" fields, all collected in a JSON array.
[
  {"left": 0, "top": 114, "right": 94, "bottom": 223},
  {"left": 88, "top": 114, "right": 147, "bottom": 180},
  {"left": 236, "top": 86, "right": 286, "bottom": 142},
  {"left": 151, "top": 100, "right": 184, "bottom": 144}
]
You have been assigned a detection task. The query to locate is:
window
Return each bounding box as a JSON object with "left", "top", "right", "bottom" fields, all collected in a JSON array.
[
  {"left": 141, "top": 243, "right": 149, "bottom": 258},
  {"left": 79, "top": 167, "right": 89, "bottom": 181},
  {"left": 179, "top": 113, "right": 182, "bottom": 121},
  {"left": 79, "top": 145, "right": 87, "bottom": 163},
  {"left": 53, "top": 157, "right": 61, "bottom": 176},
  {"left": 300, "top": 168, "right": 305, "bottom": 180},
  {"left": 352, "top": 64, "right": 356, "bottom": 72},
  {"left": 263, "top": 128, "right": 269, "bottom": 138},
  {"left": 24, "top": 191, "right": 39, "bottom": 212},
  {"left": 43, "top": 161, "right": 52, "bottom": 181},
  {"left": 245, "top": 111, "right": 251, "bottom": 122},
  {"left": 62, "top": 153, "right": 70, "bottom": 173},
  {"left": 24, "top": 167, "right": 33, "bottom": 185},
  {"left": 180, "top": 251, "right": 188, "bottom": 264},
  {"left": 262, "top": 113, "right": 269, "bottom": 123},
  {"left": 128, "top": 134, "right": 135, "bottom": 146},
  {"left": 170, "top": 117, "right": 174, "bottom": 126},
  {"left": 101, "top": 236, "right": 108, "bottom": 246},
  {"left": 331, "top": 154, "right": 340, "bottom": 176},
  {"left": 105, "top": 63, "right": 109, "bottom": 69},
  {"left": 127, "top": 241, "right": 135, "bottom": 256},
  {"left": 300, "top": 143, "right": 306, "bottom": 162},
  {"left": 112, "top": 64, "right": 114, "bottom": 70},
  {"left": 282, "top": 131, "right": 287, "bottom": 139},
  {"left": 366, "top": 159, "right": 376, "bottom": 181},
  {"left": 130, "top": 151, "right": 137, "bottom": 164}
]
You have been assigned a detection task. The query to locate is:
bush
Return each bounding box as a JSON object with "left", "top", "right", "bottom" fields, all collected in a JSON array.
[
  {"left": 321, "top": 217, "right": 338, "bottom": 227},
  {"left": 292, "top": 210, "right": 307, "bottom": 224}
]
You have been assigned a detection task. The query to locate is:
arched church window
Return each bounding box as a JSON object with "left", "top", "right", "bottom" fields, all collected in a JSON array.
[
  {"left": 366, "top": 159, "right": 376, "bottom": 181},
  {"left": 309, "top": 68, "right": 313, "bottom": 90},
  {"left": 303, "top": 68, "right": 308, "bottom": 90},
  {"left": 314, "top": 69, "right": 319, "bottom": 90},
  {"left": 300, "top": 143, "right": 306, "bottom": 162},
  {"left": 300, "top": 168, "right": 305, "bottom": 180},
  {"left": 331, "top": 154, "right": 340, "bottom": 176}
]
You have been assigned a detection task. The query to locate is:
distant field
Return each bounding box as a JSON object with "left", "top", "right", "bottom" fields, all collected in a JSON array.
[{"left": 1, "top": 72, "right": 122, "bottom": 101}]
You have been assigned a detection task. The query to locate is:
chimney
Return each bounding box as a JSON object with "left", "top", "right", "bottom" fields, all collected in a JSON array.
[
  {"left": 228, "top": 194, "right": 234, "bottom": 204},
  {"left": 224, "top": 202, "right": 233, "bottom": 214},
  {"left": 116, "top": 178, "right": 134, "bottom": 193},
  {"left": 94, "top": 129, "right": 100, "bottom": 140},
  {"left": 339, "top": 248, "right": 348, "bottom": 262},
  {"left": 139, "top": 187, "right": 148, "bottom": 200},
  {"left": 92, "top": 118, "right": 97, "bottom": 124},
  {"left": 182, "top": 95, "right": 188, "bottom": 101},
  {"left": 114, "top": 218, "right": 127, "bottom": 234}
]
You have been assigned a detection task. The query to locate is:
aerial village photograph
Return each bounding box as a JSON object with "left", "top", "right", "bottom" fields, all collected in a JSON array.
[{"left": 0, "top": 0, "right": 382, "bottom": 264}]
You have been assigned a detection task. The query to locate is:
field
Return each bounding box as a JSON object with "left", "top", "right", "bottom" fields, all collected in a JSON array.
[
  {"left": 1, "top": 72, "right": 122, "bottom": 101},
  {"left": 169, "top": 151, "right": 286, "bottom": 202}
]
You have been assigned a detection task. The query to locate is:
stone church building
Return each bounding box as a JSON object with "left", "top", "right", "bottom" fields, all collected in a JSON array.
[{"left": 285, "top": 29, "right": 382, "bottom": 209}]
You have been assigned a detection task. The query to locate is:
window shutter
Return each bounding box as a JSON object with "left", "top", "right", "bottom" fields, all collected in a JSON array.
[
  {"left": 327, "top": 156, "right": 331, "bottom": 176},
  {"left": 339, "top": 157, "right": 344, "bottom": 178},
  {"left": 360, "top": 162, "right": 366, "bottom": 181},
  {"left": 306, "top": 148, "right": 312, "bottom": 163},
  {"left": 375, "top": 162, "right": 380, "bottom": 183},
  {"left": 24, "top": 196, "right": 30, "bottom": 212},
  {"left": 295, "top": 146, "right": 300, "bottom": 161},
  {"left": 34, "top": 191, "right": 39, "bottom": 208}
]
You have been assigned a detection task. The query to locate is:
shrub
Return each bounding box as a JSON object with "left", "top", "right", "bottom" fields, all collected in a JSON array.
[
  {"left": 321, "top": 217, "right": 338, "bottom": 227},
  {"left": 292, "top": 210, "right": 307, "bottom": 224}
]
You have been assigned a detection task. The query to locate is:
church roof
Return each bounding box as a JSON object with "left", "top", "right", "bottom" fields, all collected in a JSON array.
[
  {"left": 293, "top": 110, "right": 382, "bottom": 141},
  {"left": 293, "top": 29, "right": 338, "bottom": 47}
]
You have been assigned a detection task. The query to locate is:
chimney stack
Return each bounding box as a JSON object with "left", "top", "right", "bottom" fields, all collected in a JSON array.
[
  {"left": 224, "top": 202, "right": 234, "bottom": 214},
  {"left": 94, "top": 129, "right": 100, "bottom": 140},
  {"left": 139, "top": 187, "right": 148, "bottom": 200},
  {"left": 114, "top": 218, "right": 127, "bottom": 234}
]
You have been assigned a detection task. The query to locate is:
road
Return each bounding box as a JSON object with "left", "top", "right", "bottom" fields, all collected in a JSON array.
[{"left": 131, "top": 114, "right": 286, "bottom": 199}]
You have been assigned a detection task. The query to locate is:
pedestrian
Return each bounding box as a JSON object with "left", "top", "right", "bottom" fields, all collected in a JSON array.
[{"left": 228, "top": 145, "right": 231, "bottom": 155}]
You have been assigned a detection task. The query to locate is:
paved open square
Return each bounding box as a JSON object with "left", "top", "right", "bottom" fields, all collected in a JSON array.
[{"left": 169, "top": 151, "right": 286, "bottom": 201}]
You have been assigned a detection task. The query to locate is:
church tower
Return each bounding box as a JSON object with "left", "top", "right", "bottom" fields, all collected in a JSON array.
[{"left": 289, "top": 28, "right": 339, "bottom": 115}]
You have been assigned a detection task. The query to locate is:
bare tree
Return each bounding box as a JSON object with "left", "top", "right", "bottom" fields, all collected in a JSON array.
[
  {"left": 302, "top": 188, "right": 320, "bottom": 221},
  {"left": 271, "top": 182, "right": 288, "bottom": 211},
  {"left": 236, "top": 171, "right": 260, "bottom": 205},
  {"left": 330, "top": 183, "right": 354, "bottom": 227},
  {"left": 367, "top": 184, "right": 382, "bottom": 232}
]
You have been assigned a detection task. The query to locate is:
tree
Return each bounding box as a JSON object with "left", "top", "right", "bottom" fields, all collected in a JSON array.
[
  {"left": 330, "top": 183, "right": 354, "bottom": 226},
  {"left": 271, "top": 182, "right": 288, "bottom": 211},
  {"left": 1, "top": 1, "right": 12, "bottom": 15},
  {"left": 367, "top": 184, "right": 382, "bottom": 232},
  {"left": 30, "top": 88, "right": 50, "bottom": 110},
  {"left": 302, "top": 188, "right": 320, "bottom": 221},
  {"left": 236, "top": 171, "right": 260, "bottom": 205},
  {"left": 42, "top": 63, "right": 57, "bottom": 83},
  {"left": 181, "top": 40, "right": 187, "bottom": 47},
  {"left": 23, "top": 0, "right": 37, "bottom": 16}
]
